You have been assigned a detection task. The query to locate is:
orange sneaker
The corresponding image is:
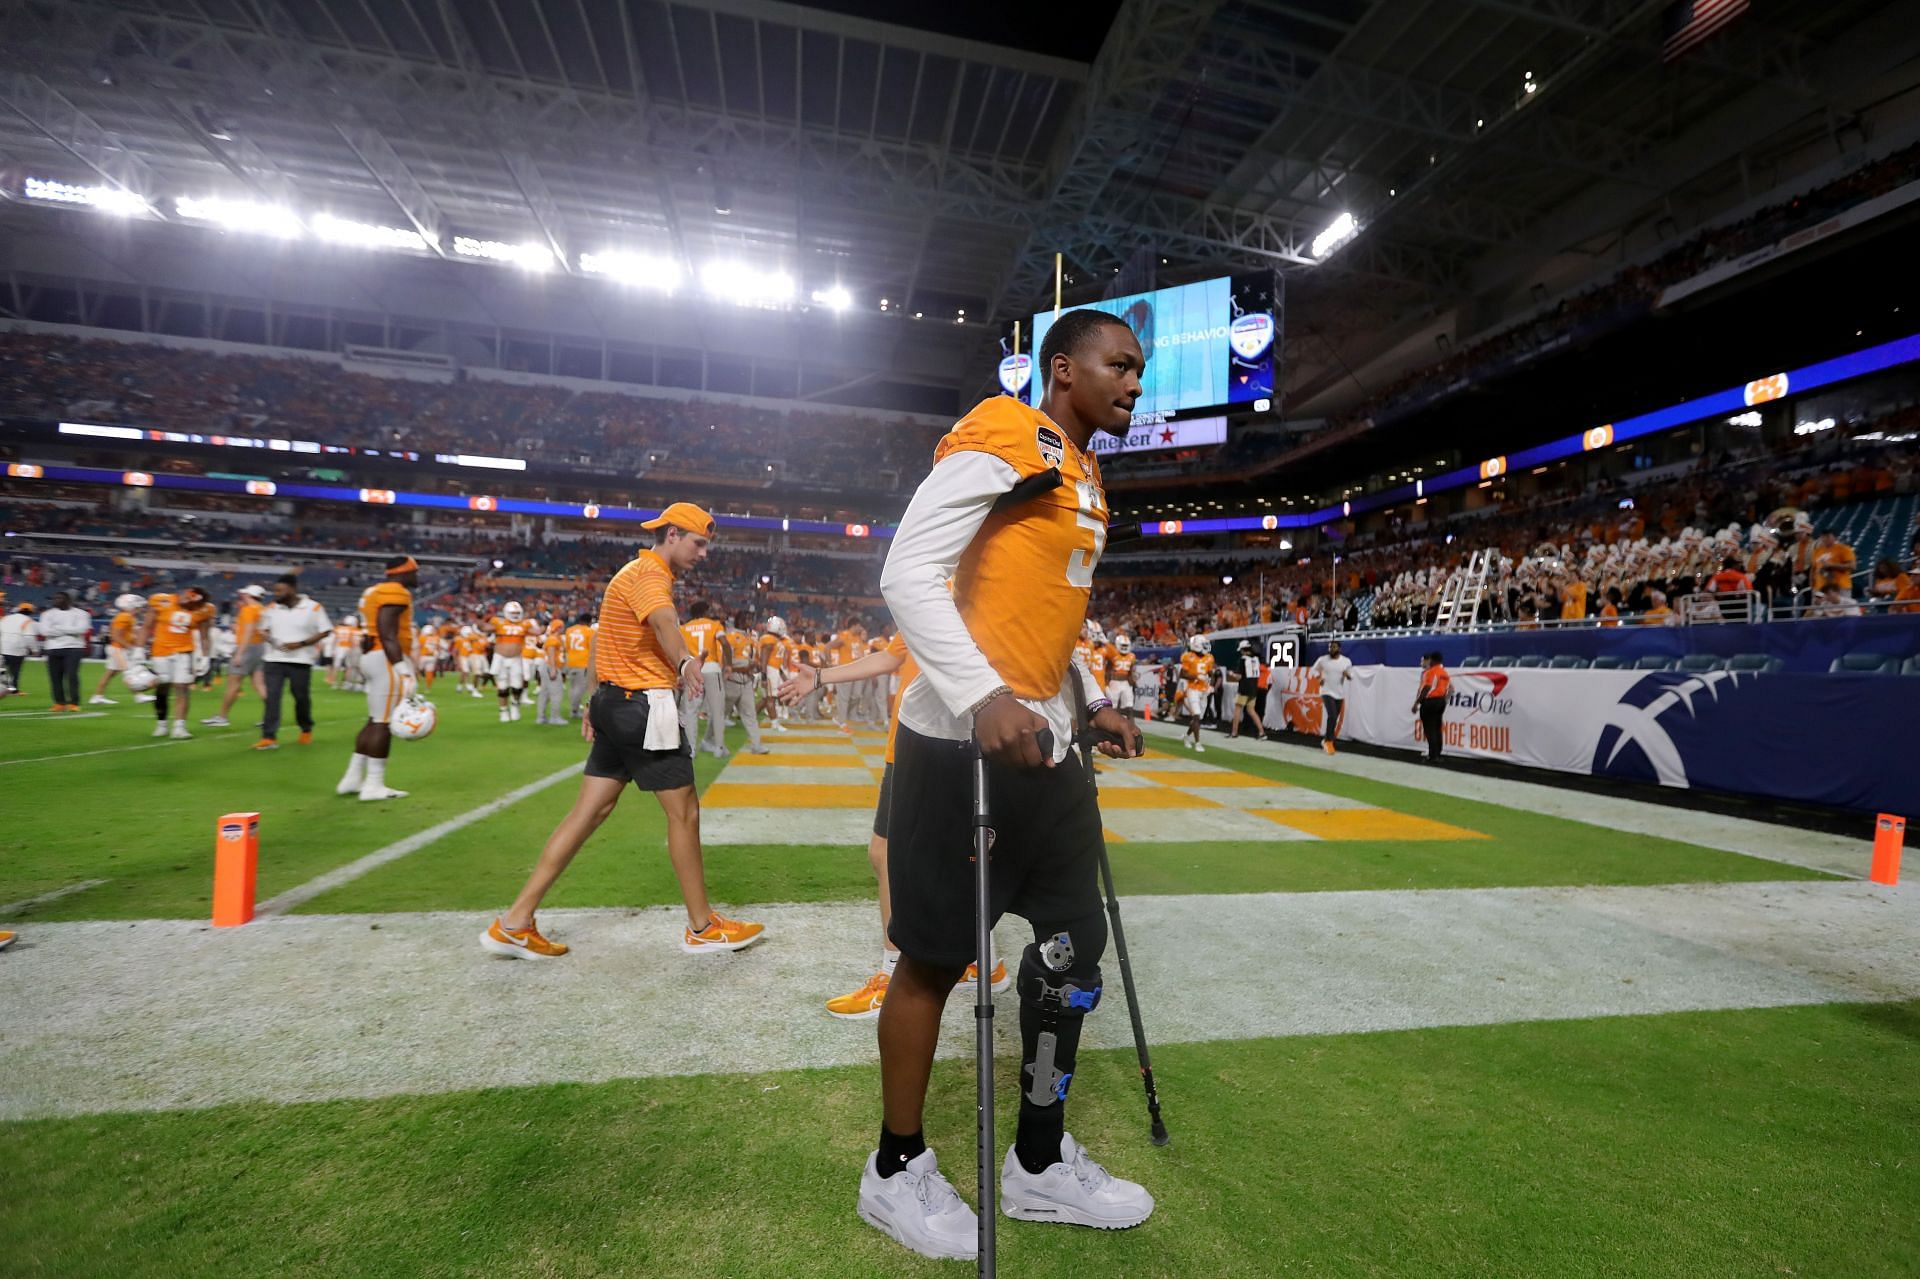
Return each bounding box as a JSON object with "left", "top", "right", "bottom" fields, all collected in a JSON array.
[
  {"left": 957, "top": 959, "right": 1011, "bottom": 993},
  {"left": 297, "top": 731, "right": 313, "bottom": 745},
  {"left": 479, "top": 916, "right": 569, "bottom": 960},
  {"left": 682, "top": 911, "right": 766, "bottom": 954},
  {"left": 826, "top": 971, "right": 889, "bottom": 1019},
  {"left": 0, "top": 930, "right": 15, "bottom": 951},
  {"left": 1322, "top": 740, "right": 1336, "bottom": 755}
]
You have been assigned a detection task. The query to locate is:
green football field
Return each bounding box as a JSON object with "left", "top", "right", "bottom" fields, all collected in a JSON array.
[{"left": 2, "top": 668, "right": 1915, "bottom": 1278}]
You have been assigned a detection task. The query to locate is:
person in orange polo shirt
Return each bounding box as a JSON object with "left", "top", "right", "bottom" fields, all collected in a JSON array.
[
  {"left": 482, "top": 502, "right": 765, "bottom": 960},
  {"left": 206, "top": 584, "right": 269, "bottom": 727}
]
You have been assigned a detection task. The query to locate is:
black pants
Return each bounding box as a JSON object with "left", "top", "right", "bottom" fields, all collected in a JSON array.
[
  {"left": 261, "top": 662, "right": 314, "bottom": 740},
  {"left": 1321, "top": 695, "right": 1343, "bottom": 745},
  {"left": 1418, "top": 697, "right": 1445, "bottom": 760},
  {"left": 2, "top": 653, "right": 22, "bottom": 692},
  {"left": 46, "top": 649, "right": 82, "bottom": 704}
]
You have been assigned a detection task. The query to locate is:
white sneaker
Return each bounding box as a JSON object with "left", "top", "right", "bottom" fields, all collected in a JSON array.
[
  {"left": 1193, "top": 740, "right": 1206, "bottom": 753},
  {"left": 1000, "top": 1133, "right": 1153, "bottom": 1230},
  {"left": 201, "top": 715, "right": 229, "bottom": 726},
  {"left": 499, "top": 709, "right": 510, "bottom": 723},
  {"left": 857, "top": 1149, "right": 978, "bottom": 1262},
  {"left": 134, "top": 693, "right": 155, "bottom": 703},
  {"left": 509, "top": 703, "right": 521, "bottom": 721},
  {"left": 169, "top": 724, "right": 192, "bottom": 740},
  {"left": 749, "top": 746, "right": 771, "bottom": 755},
  {"left": 771, "top": 722, "right": 787, "bottom": 734},
  {"left": 358, "top": 785, "right": 409, "bottom": 801},
  {"left": 152, "top": 722, "right": 169, "bottom": 737},
  {"left": 89, "top": 695, "right": 116, "bottom": 705}
]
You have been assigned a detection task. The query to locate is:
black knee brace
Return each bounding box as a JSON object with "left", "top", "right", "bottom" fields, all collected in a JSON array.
[{"left": 1019, "top": 929, "right": 1103, "bottom": 1107}]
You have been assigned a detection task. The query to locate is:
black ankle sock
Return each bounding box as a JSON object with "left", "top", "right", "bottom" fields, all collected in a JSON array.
[
  {"left": 1014, "top": 1112, "right": 1063, "bottom": 1174},
  {"left": 877, "top": 1125, "right": 926, "bottom": 1178}
]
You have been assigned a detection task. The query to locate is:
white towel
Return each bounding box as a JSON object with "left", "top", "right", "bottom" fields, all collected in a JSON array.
[{"left": 643, "top": 689, "right": 681, "bottom": 750}]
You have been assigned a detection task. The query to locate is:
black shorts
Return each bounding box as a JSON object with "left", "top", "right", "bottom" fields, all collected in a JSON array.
[
  {"left": 584, "top": 685, "right": 696, "bottom": 792},
  {"left": 887, "top": 725, "right": 1104, "bottom": 968},
  {"left": 1237, "top": 678, "right": 1260, "bottom": 700},
  {"left": 872, "top": 761, "right": 894, "bottom": 840}
]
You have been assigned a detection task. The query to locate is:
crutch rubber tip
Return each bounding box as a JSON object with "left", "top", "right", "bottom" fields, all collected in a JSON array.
[{"left": 1151, "top": 1122, "right": 1170, "bottom": 1147}]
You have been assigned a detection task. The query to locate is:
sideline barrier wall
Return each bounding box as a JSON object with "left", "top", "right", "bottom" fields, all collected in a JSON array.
[{"left": 1270, "top": 665, "right": 1920, "bottom": 816}]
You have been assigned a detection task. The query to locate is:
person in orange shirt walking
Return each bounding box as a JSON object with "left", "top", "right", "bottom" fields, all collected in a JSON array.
[
  {"left": 139, "top": 585, "right": 215, "bottom": 738},
  {"left": 205, "top": 584, "right": 269, "bottom": 727},
  {"left": 482, "top": 503, "right": 765, "bottom": 960},
  {"left": 561, "top": 613, "right": 596, "bottom": 720},
  {"left": 680, "top": 600, "right": 727, "bottom": 756},
  {"left": 1413, "top": 651, "right": 1450, "bottom": 763},
  {"left": 89, "top": 591, "right": 146, "bottom": 705}
]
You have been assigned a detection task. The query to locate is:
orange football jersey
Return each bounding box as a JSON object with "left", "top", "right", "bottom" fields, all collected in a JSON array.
[
  {"left": 683, "top": 617, "right": 723, "bottom": 664},
  {"left": 1179, "top": 651, "right": 1216, "bottom": 694},
  {"left": 360, "top": 580, "right": 415, "bottom": 655},
  {"left": 884, "top": 632, "right": 920, "bottom": 766},
  {"left": 938, "top": 396, "right": 1106, "bottom": 701},
  {"left": 563, "top": 623, "right": 594, "bottom": 669},
  {"left": 490, "top": 616, "right": 529, "bottom": 651},
  {"left": 109, "top": 611, "right": 135, "bottom": 647}
]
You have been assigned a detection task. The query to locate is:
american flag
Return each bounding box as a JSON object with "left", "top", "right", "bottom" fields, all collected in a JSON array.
[{"left": 1661, "top": 0, "right": 1750, "bottom": 60}]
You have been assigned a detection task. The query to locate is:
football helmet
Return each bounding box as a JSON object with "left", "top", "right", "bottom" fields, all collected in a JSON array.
[
  {"left": 120, "top": 663, "right": 158, "bottom": 693},
  {"left": 1188, "top": 634, "right": 1210, "bottom": 653},
  {"left": 766, "top": 615, "right": 788, "bottom": 637},
  {"left": 1083, "top": 619, "right": 1105, "bottom": 643},
  {"left": 115, "top": 592, "right": 145, "bottom": 613},
  {"left": 502, "top": 601, "right": 525, "bottom": 622},
  {"left": 459, "top": 625, "right": 474, "bottom": 637},
  {"left": 390, "top": 694, "right": 438, "bottom": 741},
  {"left": 1114, "top": 634, "right": 1132, "bottom": 654}
]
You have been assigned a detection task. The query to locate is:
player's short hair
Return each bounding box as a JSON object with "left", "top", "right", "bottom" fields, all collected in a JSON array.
[
  {"left": 1039, "top": 309, "right": 1135, "bottom": 387},
  {"left": 276, "top": 573, "right": 299, "bottom": 588},
  {"left": 687, "top": 599, "right": 710, "bottom": 620}
]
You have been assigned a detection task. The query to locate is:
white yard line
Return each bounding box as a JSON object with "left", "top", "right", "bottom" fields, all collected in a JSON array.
[
  {"left": 254, "top": 762, "right": 585, "bottom": 916},
  {"left": 0, "top": 739, "right": 192, "bottom": 767},
  {"left": 1140, "top": 720, "right": 1872, "bottom": 879},
  {"left": 0, "top": 880, "right": 1911, "bottom": 1119},
  {"left": 0, "top": 878, "right": 109, "bottom": 917}
]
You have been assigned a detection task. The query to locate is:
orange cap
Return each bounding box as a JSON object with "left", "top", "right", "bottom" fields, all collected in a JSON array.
[{"left": 641, "top": 502, "right": 716, "bottom": 538}]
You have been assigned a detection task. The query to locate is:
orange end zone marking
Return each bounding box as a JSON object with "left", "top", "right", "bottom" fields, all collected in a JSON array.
[{"left": 1253, "top": 809, "right": 1488, "bottom": 841}]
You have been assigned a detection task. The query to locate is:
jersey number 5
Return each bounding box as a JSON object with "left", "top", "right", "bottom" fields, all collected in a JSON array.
[{"left": 1066, "top": 479, "right": 1107, "bottom": 589}]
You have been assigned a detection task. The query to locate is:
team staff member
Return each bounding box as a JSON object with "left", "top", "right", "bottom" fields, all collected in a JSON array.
[
  {"left": 1226, "top": 640, "right": 1265, "bottom": 741},
  {"left": 90, "top": 593, "right": 145, "bottom": 704},
  {"left": 335, "top": 556, "right": 418, "bottom": 801},
  {"left": 38, "top": 591, "right": 91, "bottom": 711},
  {"left": 206, "top": 584, "right": 269, "bottom": 727},
  {"left": 864, "top": 309, "right": 1153, "bottom": 1261},
  {"left": 0, "top": 601, "right": 35, "bottom": 696},
  {"left": 482, "top": 503, "right": 766, "bottom": 960},
  {"left": 256, "top": 574, "right": 330, "bottom": 750},
  {"left": 1413, "top": 650, "right": 1450, "bottom": 763},
  {"left": 1310, "top": 639, "right": 1354, "bottom": 755}
]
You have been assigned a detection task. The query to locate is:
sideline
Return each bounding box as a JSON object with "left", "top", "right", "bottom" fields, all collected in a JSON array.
[
  {"left": 0, "top": 739, "right": 194, "bottom": 767},
  {"left": 0, "top": 878, "right": 109, "bottom": 916},
  {"left": 254, "top": 762, "right": 586, "bottom": 916}
]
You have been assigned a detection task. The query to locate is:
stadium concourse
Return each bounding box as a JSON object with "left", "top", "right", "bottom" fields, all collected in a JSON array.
[{"left": 6, "top": 0, "right": 1920, "bottom": 1273}]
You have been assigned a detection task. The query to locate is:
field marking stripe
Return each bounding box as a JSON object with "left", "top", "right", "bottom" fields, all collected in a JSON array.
[
  {"left": 256, "top": 762, "right": 585, "bottom": 917},
  {"left": 0, "top": 878, "right": 109, "bottom": 916},
  {"left": 0, "top": 740, "right": 191, "bottom": 767}
]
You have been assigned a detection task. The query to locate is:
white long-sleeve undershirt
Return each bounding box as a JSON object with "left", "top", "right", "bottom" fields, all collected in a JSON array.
[{"left": 880, "top": 449, "right": 1103, "bottom": 764}]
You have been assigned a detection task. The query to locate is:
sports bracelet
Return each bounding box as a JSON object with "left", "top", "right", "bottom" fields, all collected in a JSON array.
[
  {"left": 966, "top": 685, "right": 1014, "bottom": 717},
  {"left": 1087, "top": 698, "right": 1113, "bottom": 714}
]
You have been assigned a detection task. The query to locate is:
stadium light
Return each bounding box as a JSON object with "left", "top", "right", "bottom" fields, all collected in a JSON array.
[
  {"left": 1311, "top": 211, "right": 1358, "bottom": 259},
  {"left": 313, "top": 212, "right": 429, "bottom": 252},
  {"left": 580, "top": 250, "right": 681, "bottom": 291},
  {"left": 23, "top": 176, "right": 149, "bottom": 216},
  {"left": 702, "top": 260, "right": 793, "bottom": 308},
  {"left": 453, "top": 236, "right": 554, "bottom": 270},
  {"left": 809, "top": 285, "right": 853, "bottom": 311},
  {"left": 176, "top": 195, "right": 303, "bottom": 238},
  {"left": 1278, "top": 539, "right": 1293, "bottom": 550}
]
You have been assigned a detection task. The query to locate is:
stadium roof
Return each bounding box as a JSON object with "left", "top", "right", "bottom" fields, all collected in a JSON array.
[{"left": 0, "top": 0, "right": 1911, "bottom": 410}]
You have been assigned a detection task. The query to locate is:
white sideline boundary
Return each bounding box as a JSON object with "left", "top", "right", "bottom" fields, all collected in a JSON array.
[
  {"left": 0, "top": 878, "right": 109, "bottom": 916},
  {"left": 255, "top": 762, "right": 585, "bottom": 916},
  {"left": 0, "top": 739, "right": 194, "bottom": 767}
]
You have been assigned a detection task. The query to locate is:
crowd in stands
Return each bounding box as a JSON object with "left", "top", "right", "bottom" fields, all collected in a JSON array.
[
  {"left": 1090, "top": 410, "right": 1920, "bottom": 638},
  {"left": 0, "top": 331, "right": 946, "bottom": 491},
  {"left": 1330, "top": 141, "right": 1920, "bottom": 430}
]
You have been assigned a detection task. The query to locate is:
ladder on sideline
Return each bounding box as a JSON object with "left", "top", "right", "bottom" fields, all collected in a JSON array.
[{"left": 1434, "top": 549, "right": 1493, "bottom": 631}]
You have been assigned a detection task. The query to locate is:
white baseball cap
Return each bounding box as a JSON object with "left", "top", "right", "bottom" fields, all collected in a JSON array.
[{"left": 239, "top": 584, "right": 267, "bottom": 598}]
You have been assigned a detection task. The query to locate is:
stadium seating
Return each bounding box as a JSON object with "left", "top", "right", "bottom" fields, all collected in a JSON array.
[
  {"left": 1591, "top": 655, "right": 1627, "bottom": 669},
  {"left": 1675, "top": 654, "right": 1725, "bottom": 673},
  {"left": 1548, "top": 655, "right": 1587, "bottom": 669},
  {"left": 1830, "top": 652, "right": 1899, "bottom": 674},
  {"left": 1634, "top": 655, "right": 1674, "bottom": 670},
  {"left": 1726, "top": 653, "right": 1781, "bottom": 672},
  {"left": 1459, "top": 655, "right": 1485, "bottom": 667},
  {"left": 1515, "top": 654, "right": 1548, "bottom": 668}
]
